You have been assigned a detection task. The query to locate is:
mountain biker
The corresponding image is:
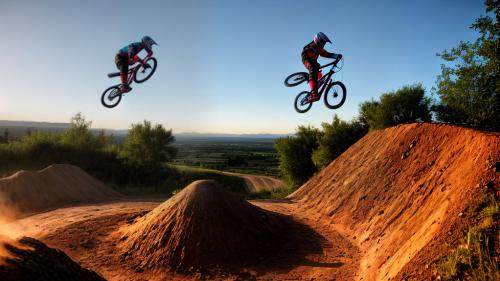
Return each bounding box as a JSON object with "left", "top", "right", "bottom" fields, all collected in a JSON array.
[
  {"left": 302, "top": 32, "right": 342, "bottom": 101},
  {"left": 115, "top": 36, "right": 157, "bottom": 93}
]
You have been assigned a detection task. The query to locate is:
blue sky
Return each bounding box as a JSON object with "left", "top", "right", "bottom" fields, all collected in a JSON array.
[{"left": 0, "top": 0, "right": 484, "bottom": 133}]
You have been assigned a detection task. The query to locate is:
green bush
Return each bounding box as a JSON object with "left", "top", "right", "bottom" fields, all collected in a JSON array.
[
  {"left": 118, "top": 120, "right": 178, "bottom": 187},
  {"left": 275, "top": 126, "right": 321, "bottom": 188},
  {"left": 312, "top": 115, "right": 368, "bottom": 169},
  {"left": 359, "top": 84, "right": 431, "bottom": 130}
]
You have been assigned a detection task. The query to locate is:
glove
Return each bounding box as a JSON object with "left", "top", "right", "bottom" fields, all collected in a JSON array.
[{"left": 336, "top": 54, "right": 343, "bottom": 60}]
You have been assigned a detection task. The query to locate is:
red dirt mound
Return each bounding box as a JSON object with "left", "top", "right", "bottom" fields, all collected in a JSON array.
[
  {"left": 289, "top": 123, "right": 499, "bottom": 280},
  {"left": 119, "top": 180, "right": 289, "bottom": 272},
  {"left": 0, "top": 236, "right": 105, "bottom": 281},
  {"left": 0, "top": 164, "right": 120, "bottom": 220}
]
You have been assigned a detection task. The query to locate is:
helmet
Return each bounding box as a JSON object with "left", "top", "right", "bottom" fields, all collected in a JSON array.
[
  {"left": 313, "top": 32, "right": 331, "bottom": 48},
  {"left": 142, "top": 36, "right": 157, "bottom": 52}
]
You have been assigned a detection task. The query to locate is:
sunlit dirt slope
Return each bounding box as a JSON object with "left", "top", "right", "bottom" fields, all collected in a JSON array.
[{"left": 290, "top": 123, "right": 499, "bottom": 280}]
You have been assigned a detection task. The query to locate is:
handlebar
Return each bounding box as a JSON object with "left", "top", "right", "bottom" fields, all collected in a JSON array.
[{"left": 320, "top": 59, "right": 341, "bottom": 69}]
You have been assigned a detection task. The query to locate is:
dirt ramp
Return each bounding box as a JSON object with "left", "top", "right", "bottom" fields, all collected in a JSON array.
[
  {"left": 0, "top": 236, "right": 105, "bottom": 281},
  {"left": 289, "top": 123, "right": 499, "bottom": 280},
  {"left": 0, "top": 164, "right": 120, "bottom": 219},
  {"left": 120, "top": 179, "right": 289, "bottom": 272}
]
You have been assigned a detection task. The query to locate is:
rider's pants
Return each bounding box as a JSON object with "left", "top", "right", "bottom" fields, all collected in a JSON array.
[
  {"left": 115, "top": 53, "right": 129, "bottom": 75},
  {"left": 302, "top": 58, "right": 320, "bottom": 95}
]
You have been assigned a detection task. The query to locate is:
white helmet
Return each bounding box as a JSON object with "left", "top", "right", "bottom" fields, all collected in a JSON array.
[
  {"left": 313, "top": 32, "right": 331, "bottom": 48},
  {"left": 142, "top": 36, "right": 157, "bottom": 53}
]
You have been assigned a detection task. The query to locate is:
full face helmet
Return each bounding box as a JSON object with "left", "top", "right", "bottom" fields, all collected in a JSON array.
[
  {"left": 313, "top": 32, "right": 331, "bottom": 48},
  {"left": 142, "top": 36, "right": 158, "bottom": 53}
]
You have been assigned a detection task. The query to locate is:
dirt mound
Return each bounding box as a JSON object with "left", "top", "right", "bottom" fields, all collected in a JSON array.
[
  {"left": 0, "top": 164, "right": 120, "bottom": 220},
  {"left": 0, "top": 236, "right": 105, "bottom": 281},
  {"left": 120, "top": 180, "right": 289, "bottom": 272},
  {"left": 289, "top": 123, "right": 499, "bottom": 280}
]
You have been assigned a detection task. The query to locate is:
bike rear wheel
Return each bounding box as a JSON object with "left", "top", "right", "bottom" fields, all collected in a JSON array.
[
  {"left": 324, "top": 81, "right": 347, "bottom": 109},
  {"left": 101, "top": 85, "right": 122, "bottom": 108},
  {"left": 284, "top": 72, "right": 308, "bottom": 87},
  {"left": 294, "top": 91, "right": 313, "bottom": 113},
  {"left": 134, "top": 57, "right": 157, "bottom": 83}
]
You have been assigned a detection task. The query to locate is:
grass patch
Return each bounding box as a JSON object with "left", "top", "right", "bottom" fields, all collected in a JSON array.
[{"left": 436, "top": 194, "right": 499, "bottom": 280}]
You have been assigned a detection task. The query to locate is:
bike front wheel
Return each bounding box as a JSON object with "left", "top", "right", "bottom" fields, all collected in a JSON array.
[
  {"left": 294, "top": 91, "right": 313, "bottom": 113},
  {"left": 101, "top": 85, "right": 122, "bottom": 108},
  {"left": 284, "top": 72, "right": 308, "bottom": 87},
  {"left": 324, "top": 81, "right": 347, "bottom": 109},
  {"left": 134, "top": 57, "right": 157, "bottom": 83}
]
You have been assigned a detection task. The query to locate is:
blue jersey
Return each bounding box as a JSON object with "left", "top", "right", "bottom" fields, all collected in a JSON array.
[{"left": 118, "top": 42, "right": 144, "bottom": 59}]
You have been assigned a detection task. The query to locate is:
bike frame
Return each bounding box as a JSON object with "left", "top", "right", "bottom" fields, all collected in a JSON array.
[
  {"left": 315, "top": 60, "right": 339, "bottom": 99},
  {"left": 125, "top": 54, "right": 153, "bottom": 86}
]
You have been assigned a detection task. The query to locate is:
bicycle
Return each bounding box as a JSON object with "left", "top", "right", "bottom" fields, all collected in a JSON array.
[
  {"left": 101, "top": 55, "right": 158, "bottom": 108},
  {"left": 284, "top": 59, "right": 346, "bottom": 113}
]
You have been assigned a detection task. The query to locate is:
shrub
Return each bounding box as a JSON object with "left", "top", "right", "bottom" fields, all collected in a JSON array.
[
  {"left": 312, "top": 115, "right": 368, "bottom": 169},
  {"left": 275, "top": 126, "right": 321, "bottom": 187},
  {"left": 359, "top": 84, "right": 431, "bottom": 130}
]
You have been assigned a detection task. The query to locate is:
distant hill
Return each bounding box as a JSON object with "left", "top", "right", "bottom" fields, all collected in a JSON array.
[
  {"left": 0, "top": 120, "right": 70, "bottom": 129},
  {"left": 0, "top": 120, "right": 289, "bottom": 140},
  {"left": 176, "top": 133, "right": 288, "bottom": 141},
  {"left": 0, "top": 120, "right": 128, "bottom": 140}
]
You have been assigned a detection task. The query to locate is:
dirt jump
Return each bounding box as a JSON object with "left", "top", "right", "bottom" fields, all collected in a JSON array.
[
  {"left": 119, "top": 180, "right": 291, "bottom": 273},
  {"left": 0, "top": 123, "right": 498, "bottom": 280},
  {"left": 0, "top": 236, "right": 105, "bottom": 281},
  {"left": 0, "top": 164, "right": 120, "bottom": 221}
]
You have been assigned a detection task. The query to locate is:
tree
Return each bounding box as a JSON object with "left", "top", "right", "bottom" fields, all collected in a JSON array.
[
  {"left": 275, "top": 126, "right": 321, "bottom": 187},
  {"left": 312, "top": 115, "right": 368, "bottom": 169},
  {"left": 61, "top": 112, "right": 97, "bottom": 149},
  {"left": 119, "top": 120, "right": 177, "bottom": 169},
  {"left": 359, "top": 84, "right": 431, "bottom": 130},
  {"left": 434, "top": 0, "right": 499, "bottom": 128}
]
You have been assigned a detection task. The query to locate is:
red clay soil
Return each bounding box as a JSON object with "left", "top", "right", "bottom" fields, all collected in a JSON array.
[
  {"left": 118, "top": 180, "right": 291, "bottom": 273},
  {"left": 0, "top": 236, "right": 105, "bottom": 281},
  {"left": 1, "top": 123, "right": 498, "bottom": 281},
  {"left": 289, "top": 123, "right": 499, "bottom": 280},
  {"left": 0, "top": 164, "right": 120, "bottom": 221}
]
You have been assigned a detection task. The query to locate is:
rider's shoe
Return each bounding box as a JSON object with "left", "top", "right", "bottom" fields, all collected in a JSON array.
[
  {"left": 120, "top": 84, "right": 132, "bottom": 93},
  {"left": 307, "top": 93, "right": 320, "bottom": 103}
]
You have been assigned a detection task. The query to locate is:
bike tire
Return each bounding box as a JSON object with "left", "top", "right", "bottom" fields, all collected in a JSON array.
[
  {"left": 101, "top": 85, "right": 122, "bottom": 108},
  {"left": 324, "top": 81, "right": 347, "bottom": 109},
  {"left": 294, "top": 91, "right": 313, "bottom": 113},
  {"left": 284, "top": 72, "right": 308, "bottom": 87},
  {"left": 134, "top": 57, "right": 157, "bottom": 84}
]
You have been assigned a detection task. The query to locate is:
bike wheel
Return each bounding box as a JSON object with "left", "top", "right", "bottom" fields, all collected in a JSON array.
[
  {"left": 324, "top": 81, "right": 347, "bottom": 109},
  {"left": 101, "top": 85, "right": 122, "bottom": 108},
  {"left": 294, "top": 91, "right": 313, "bottom": 113},
  {"left": 284, "top": 72, "right": 308, "bottom": 87},
  {"left": 134, "top": 57, "right": 157, "bottom": 83}
]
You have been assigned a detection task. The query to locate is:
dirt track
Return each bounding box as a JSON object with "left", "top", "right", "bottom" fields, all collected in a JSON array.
[
  {"left": 222, "top": 172, "right": 284, "bottom": 192},
  {"left": 1, "top": 123, "right": 498, "bottom": 280},
  {"left": 3, "top": 198, "right": 359, "bottom": 281}
]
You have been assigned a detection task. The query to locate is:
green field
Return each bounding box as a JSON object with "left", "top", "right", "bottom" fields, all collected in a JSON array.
[{"left": 172, "top": 137, "right": 280, "bottom": 177}]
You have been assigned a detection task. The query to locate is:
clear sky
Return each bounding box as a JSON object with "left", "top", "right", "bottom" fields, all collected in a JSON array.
[{"left": 0, "top": 0, "right": 484, "bottom": 133}]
